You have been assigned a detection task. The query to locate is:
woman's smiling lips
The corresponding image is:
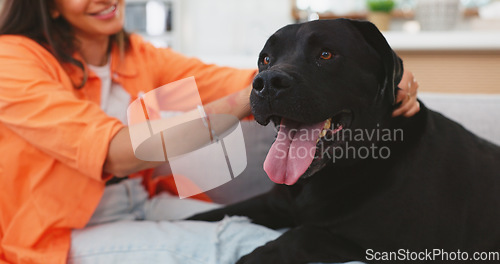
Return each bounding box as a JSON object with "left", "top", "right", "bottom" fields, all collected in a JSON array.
[{"left": 88, "top": 4, "right": 118, "bottom": 20}]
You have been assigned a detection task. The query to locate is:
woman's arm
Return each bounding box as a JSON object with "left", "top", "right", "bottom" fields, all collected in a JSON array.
[
  {"left": 104, "top": 37, "right": 257, "bottom": 177},
  {"left": 103, "top": 84, "right": 252, "bottom": 177},
  {"left": 0, "top": 38, "right": 125, "bottom": 182}
]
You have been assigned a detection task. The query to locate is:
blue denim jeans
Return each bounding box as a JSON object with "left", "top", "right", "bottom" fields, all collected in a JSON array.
[{"left": 67, "top": 178, "right": 364, "bottom": 264}]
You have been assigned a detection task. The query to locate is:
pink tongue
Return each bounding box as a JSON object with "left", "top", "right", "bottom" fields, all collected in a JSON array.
[{"left": 264, "top": 119, "right": 325, "bottom": 185}]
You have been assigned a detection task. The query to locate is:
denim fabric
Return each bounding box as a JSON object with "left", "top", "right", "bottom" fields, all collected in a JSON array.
[
  {"left": 68, "top": 178, "right": 364, "bottom": 264},
  {"left": 69, "top": 178, "right": 281, "bottom": 264},
  {"left": 69, "top": 217, "right": 282, "bottom": 264}
]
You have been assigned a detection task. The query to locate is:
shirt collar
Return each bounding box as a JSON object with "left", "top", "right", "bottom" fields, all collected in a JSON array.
[
  {"left": 65, "top": 42, "right": 138, "bottom": 88},
  {"left": 109, "top": 42, "right": 138, "bottom": 77}
]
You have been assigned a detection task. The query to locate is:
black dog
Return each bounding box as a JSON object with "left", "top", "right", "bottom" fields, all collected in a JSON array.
[{"left": 189, "top": 19, "right": 500, "bottom": 263}]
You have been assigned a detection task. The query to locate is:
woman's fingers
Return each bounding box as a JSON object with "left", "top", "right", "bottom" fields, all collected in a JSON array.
[
  {"left": 392, "top": 90, "right": 414, "bottom": 116},
  {"left": 395, "top": 88, "right": 408, "bottom": 104},
  {"left": 403, "top": 101, "right": 421, "bottom": 118},
  {"left": 393, "top": 70, "right": 419, "bottom": 117}
]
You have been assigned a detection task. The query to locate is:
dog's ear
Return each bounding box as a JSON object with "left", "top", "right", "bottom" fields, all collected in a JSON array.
[{"left": 344, "top": 19, "right": 403, "bottom": 105}]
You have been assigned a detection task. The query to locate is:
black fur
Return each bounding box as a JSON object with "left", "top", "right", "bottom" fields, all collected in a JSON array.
[{"left": 188, "top": 19, "right": 500, "bottom": 263}]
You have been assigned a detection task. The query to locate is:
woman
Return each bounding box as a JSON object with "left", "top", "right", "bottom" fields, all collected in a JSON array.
[{"left": 0, "top": 0, "right": 420, "bottom": 263}]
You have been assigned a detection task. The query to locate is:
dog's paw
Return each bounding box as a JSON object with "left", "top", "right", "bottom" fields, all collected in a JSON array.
[
  {"left": 236, "top": 245, "right": 283, "bottom": 264},
  {"left": 236, "top": 253, "right": 267, "bottom": 264},
  {"left": 184, "top": 212, "right": 205, "bottom": 221},
  {"left": 185, "top": 209, "right": 226, "bottom": 221}
]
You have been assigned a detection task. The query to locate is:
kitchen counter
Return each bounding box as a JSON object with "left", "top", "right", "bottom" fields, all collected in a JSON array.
[
  {"left": 384, "top": 31, "right": 500, "bottom": 51},
  {"left": 383, "top": 30, "right": 500, "bottom": 94},
  {"left": 198, "top": 30, "right": 500, "bottom": 94},
  {"left": 198, "top": 30, "right": 500, "bottom": 66}
]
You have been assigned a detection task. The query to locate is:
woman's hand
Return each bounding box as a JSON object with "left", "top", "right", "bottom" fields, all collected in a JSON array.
[
  {"left": 104, "top": 84, "right": 253, "bottom": 177},
  {"left": 392, "top": 70, "right": 420, "bottom": 117}
]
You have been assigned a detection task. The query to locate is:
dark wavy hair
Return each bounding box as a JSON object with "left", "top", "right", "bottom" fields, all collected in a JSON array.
[{"left": 0, "top": 0, "right": 129, "bottom": 88}]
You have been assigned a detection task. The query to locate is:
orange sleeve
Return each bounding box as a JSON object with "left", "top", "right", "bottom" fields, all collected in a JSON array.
[
  {"left": 0, "top": 37, "right": 124, "bottom": 181},
  {"left": 134, "top": 35, "right": 257, "bottom": 105}
]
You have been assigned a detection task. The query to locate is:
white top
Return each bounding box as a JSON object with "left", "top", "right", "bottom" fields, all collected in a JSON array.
[{"left": 88, "top": 59, "right": 131, "bottom": 124}]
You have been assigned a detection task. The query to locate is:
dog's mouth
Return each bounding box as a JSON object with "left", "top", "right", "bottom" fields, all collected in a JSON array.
[{"left": 264, "top": 110, "right": 352, "bottom": 185}]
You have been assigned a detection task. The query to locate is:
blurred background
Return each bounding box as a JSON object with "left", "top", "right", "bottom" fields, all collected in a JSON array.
[
  {"left": 1, "top": 0, "right": 498, "bottom": 93},
  {"left": 122, "top": 0, "right": 500, "bottom": 94}
]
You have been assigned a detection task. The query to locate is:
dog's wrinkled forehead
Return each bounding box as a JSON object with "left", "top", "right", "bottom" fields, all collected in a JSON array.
[
  {"left": 260, "top": 19, "right": 403, "bottom": 105},
  {"left": 269, "top": 20, "right": 357, "bottom": 44},
  {"left": 298, "top": 19, "right": 364, "bottom": 43},
  {"left": 262, "top": 19, "right": 381, "bottom": 69}
]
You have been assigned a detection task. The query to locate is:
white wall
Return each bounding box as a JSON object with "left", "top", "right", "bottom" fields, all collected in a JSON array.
[{"left": 177, "top": 0, "right": 293, "bottom": 63}]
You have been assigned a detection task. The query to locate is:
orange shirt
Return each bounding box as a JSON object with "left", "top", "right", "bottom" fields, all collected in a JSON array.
[{"left": 0, "top": 34, "right": 256, "bottom": 264}]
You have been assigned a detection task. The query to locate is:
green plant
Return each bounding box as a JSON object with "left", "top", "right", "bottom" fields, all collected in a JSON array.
[{"left": 367, "top": 0, "right": 395, "bottom": 13}]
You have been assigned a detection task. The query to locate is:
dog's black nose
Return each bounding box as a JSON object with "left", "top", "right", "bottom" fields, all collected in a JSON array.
[{"left": 253, "top": 71, "right": 292, "bottom": 95}]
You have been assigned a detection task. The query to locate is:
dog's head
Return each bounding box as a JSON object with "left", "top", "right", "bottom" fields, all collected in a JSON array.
[{"left": 250, "top": 19, "right": 403, "bottom": 185}]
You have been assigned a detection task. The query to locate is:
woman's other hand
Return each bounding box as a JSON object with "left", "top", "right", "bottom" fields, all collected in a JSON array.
[{"left": 392, "top": 70, "right": 420, "bottom": 117}]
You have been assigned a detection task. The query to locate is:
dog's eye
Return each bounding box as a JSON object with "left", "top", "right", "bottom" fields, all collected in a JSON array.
[
  {"left": 263, "top": 56, "right": 270, "bottom": 65},
  {"left": 320, "top": 51, "right": 333, "bottom": 60}
]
